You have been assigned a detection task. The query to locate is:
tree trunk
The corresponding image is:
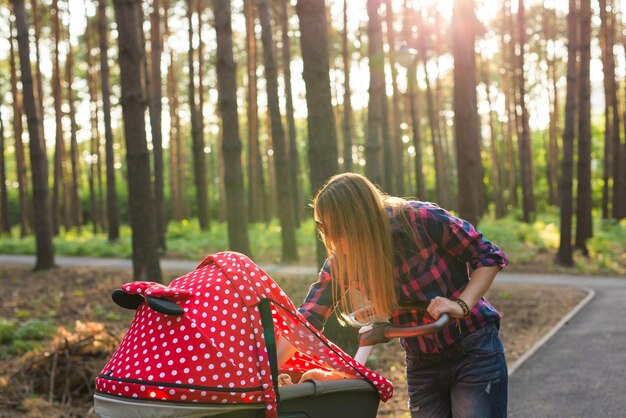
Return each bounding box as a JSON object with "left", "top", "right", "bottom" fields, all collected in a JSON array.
[
  {"left": 0, "top": 104, "right": 10, "bottom": 234},
  {"left": 434, "top": 8, "right": 454, "bottom": 204},
  {"left": 112, "top": 0, "right": 162, "bottom": 282},
  {"left": 556, "top": 0, "right": 578, "bottom": 266},
  {"left": 280, "top": 0, "right": 303, "bottom": 226},
  {"left": 452, "top": 0, "right": 484, "bottom": 226},
  {"left": 617, "top": 9, "right": 626, "bottom": 220},
  {"left": 408, "top": 65, "right": 425, "bottom": 200},
  {"left": 258, "top": 0, "right": 298, "bottom": 261},
  {"left": 341, "top": 0, "right": 353, "bottom": 173},
  {"left": 366, "top": 0, "right": 384, "bottom": 187},
  {"left": 99, "top": 0, "right": 120, "bottom": 241},
  {"left": 383, "top": 0, "right": 404, "bottom": 196},
  {"left": 187, "top": 2, "right": 209, "bottom": 231},
  {"left": 380, "top": 79, "right": 392, "bottom": 192},
  {"left": 418, "top": 12, "right": 448, "bottom": 208},
  {"left": 503, "top": 0, "right": 518, "bottom": 209},
  {"left": 51, "top": 0, "right": 65, "bottom": 235},
  {"left": 167, "top": 58, "right": 181, "bottom": 220},
  {"left": 244, "top": 0, "right": 267, "bottom": 224},
  {"left": 575, "top": 0, "right": 593, "bottom": 253},
  {"left": 402, "top": 1, "right": 425, "bottom": 200},
  {"left": 164, "top": 0, "right": 186, "bottom": 221},
  {"left": 297, "top": 0, "right": 356, "bottom": 353},
  {"left": 197, "top": 0, "right": 217, "bottom": 224},
  {"left": 65, "top": 41, "right": 82, "bottom": 233},
  {"left": 296, "top": 0, "right": 339, "bottom": 267},
  {"left": 480, "top": 56, "right": 505, "bottom": 218},
  {"left": 85, "top": 14, "right": 101, "bottom": 233},
  {"left": 9, "top": 18, "right": 29, "bottom": 238},
  {"left": 13, "top": 0, "right": 55, "bottom": 270},
  {"left": 31, "top": 0, "right": 45, "bottom": 145},
  {"left": 516, "top": 0, "right": 536, "bottom": 222},
  {"left": 267, "top": 149, "right": 276, "bottom": 220},
  {"left": 213, "top": 0, "right": 251, "bottom": 256},
  {"left": 604, "top": 0, "right": 623, "bottom": 221},
  {"left": 599, "top": 0, "right": 612, "bottom": 220},
  {"left": 544, "top": 4, "right": 560, "bottom": 207},
  {"left": 150, "top": 0, "right": 166, "bottom": 250},
  {"left": 197, "top": 0, "right": 206, "bottom": 144}
]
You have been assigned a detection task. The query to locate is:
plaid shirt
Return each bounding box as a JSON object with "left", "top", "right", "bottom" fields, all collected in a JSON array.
[{"left": 298, "top": 201, "right": 508, "bottom": 354}]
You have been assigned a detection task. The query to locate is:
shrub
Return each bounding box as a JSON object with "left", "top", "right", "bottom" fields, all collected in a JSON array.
[{"left": 0, "top": 319, "right": 16, "bottom": 344}]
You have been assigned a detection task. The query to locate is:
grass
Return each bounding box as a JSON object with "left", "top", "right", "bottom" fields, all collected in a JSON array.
[
  {"left": 0, "top": 264, "right": 589, "bottom": 418},
  {"left": 0, "top": 211, "right": 624, "bottom": 275},
  {"left": 480, "top": 209, "right": 626, "bottom": 275},
  {"left": 0, "top": 318, "right": 57, "bottom": 360}
]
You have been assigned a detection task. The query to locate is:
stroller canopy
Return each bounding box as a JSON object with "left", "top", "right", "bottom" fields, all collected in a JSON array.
[{"left": 96, "top": 252, "right": 392, "bottom": 417}]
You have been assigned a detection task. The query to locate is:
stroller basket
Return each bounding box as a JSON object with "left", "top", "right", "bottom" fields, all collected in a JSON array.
[{"left": 94, "top": 252, "right": 391, "bottom": 418}]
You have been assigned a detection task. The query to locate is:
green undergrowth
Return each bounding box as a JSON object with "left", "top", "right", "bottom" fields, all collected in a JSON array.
[
  {"left": 480, "top": 209, "right": 626, "bottom": 275},
  {"left": 0, "top": 211, "right": 624, "bottom": 276},
  {"left": 0, "top": 318, "right": 57, "bottom": 360}
]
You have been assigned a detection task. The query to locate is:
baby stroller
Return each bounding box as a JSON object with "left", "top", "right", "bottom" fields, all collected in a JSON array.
[{"left": 93, "top": 252, "right": 448, "bottom": 418}]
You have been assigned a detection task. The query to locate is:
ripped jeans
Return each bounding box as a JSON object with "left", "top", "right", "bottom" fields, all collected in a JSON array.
[{"left": 405, "top": 323, "right": 508, "bottom": 418}]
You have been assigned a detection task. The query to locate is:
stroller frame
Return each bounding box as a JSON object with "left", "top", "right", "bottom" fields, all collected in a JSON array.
[
  {"left": 94, "top": 378, "right": 379, "bottom": 418},
  {"left": 93, "top": 252, "right": 448, "bottom": 418}
]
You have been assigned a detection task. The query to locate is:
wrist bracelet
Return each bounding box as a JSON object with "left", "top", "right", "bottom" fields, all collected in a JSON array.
[{"left": 453, "top": 298, "right": 471, "bottom": 317}]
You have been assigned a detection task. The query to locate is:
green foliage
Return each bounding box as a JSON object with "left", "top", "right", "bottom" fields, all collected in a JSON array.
[
  {"left": 0, "top": 235, "right": 36, "bottom": 254},
  {"left": 0, "top": 218, "right": 319, "bottom": 264},
  {"left": 497, "top": 291, "right": 512, "bottom": 300},
  {"left": 0, "top": 319, "right": 16, "bottom": 344},
  {"left": 0, "top": 318, "right": 57, "bottom": 359},
  {"left": 583, "top": 218, "right": 626, "bottom": 274},
  {"left": 480, "top": 210, "right": 560, "bottom": 262},
  {"left": 0, "top": 211, "right": 624, "bottom": 275},
  {"left": 92, "top": 304, "right": 123, "bottom": 322},
  {"left": 0, "top": 225, "right": 133, "bottom": 258},
  {"left": 13, "top": 319, "right": 57, "bottom": 341},
  {"left": 158, "top": 218, "right": 318, "bottom": 264},
  {"left": 479, "top": 210, "right": 626, "bottom": 275}
]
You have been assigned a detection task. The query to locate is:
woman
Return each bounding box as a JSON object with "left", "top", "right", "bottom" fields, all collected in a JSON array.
[{"left": 278, "top": 172, "right": 508, "bottom": 418}]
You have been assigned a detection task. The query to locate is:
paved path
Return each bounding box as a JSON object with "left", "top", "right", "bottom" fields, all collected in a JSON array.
[
  {"left": 0, "top": 254, "right": 319, "bottom": 277},
  {"left": 1, "top": 255, "right": 625, "bottom": 415},
  {"left": 498, "top": 273, "right": 626, "bottom": 417}
]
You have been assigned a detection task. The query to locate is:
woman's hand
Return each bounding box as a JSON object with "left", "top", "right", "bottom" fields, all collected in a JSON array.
[{"left": 427, "top": 296, "right": 465, "bottom": 319}]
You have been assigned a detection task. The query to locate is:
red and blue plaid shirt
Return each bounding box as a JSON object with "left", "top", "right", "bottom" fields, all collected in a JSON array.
[{"left": 298, "top": 201, "right": 508, "bottom": 354}]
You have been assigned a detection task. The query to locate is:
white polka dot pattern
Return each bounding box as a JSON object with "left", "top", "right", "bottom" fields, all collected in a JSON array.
[{"left": 95, "top": 252, "right": 393, "bottom": 418}]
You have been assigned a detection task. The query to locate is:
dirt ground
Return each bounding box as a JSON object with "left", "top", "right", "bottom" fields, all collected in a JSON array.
[{"left": 0, "top": 265, "right": 589, "bottom": 417}]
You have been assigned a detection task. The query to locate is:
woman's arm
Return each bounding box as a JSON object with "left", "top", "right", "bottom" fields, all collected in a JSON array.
[
  {"left": 278, "top": 258, "right": 335, "bottom": 366},
  {"left": 276, "top": 336, "right": 297, "bottom": 367},
  {"left": 297, "top": 259, "right": 336, "bottom": 330},
  {"left": 427, "top": 265, "right": 500, "bottom": 319},
  {"left": 416, "top": 204, "right": 507, "bottom": 318}
]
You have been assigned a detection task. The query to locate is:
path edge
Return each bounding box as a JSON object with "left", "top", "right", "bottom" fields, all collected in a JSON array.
[{"left": 507, "top": 285, "right": 595, "bottom": 376}]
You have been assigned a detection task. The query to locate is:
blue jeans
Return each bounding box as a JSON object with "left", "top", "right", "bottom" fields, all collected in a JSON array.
[{"left": 405, "top": 324, "right": 508, "bottom": 418}]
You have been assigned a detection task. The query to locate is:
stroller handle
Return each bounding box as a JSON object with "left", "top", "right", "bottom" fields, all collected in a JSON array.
[{"left": 356, "top": 314, "right": 449, "bottom": 347}]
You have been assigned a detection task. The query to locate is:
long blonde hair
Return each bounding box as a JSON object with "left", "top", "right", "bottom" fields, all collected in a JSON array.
[{"left": 312, "top": 172, "right": 409, "bottom": 320}]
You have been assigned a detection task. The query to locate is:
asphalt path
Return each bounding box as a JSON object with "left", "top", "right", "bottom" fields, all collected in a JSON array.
[
  {"left": 0, "top": 254, "right": 319, "bottom": 277},
  {"left": 497, "top": 273, "right": 626, "bottom": 417},
  {"left": 1, "top": 255, "right": 624, "bottom": 416}
]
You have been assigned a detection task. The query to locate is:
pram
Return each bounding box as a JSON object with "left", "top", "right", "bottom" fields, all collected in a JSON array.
[{"left": 93, "top": 252, "right": 448, "bottom": 418}]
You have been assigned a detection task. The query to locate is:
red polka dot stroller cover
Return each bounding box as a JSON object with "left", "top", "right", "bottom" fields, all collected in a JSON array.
[{"left": 95, "top": 252, "right": 393, "bottom": 418}]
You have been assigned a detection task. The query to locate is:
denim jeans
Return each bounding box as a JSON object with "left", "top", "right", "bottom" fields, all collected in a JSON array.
[{"left": 405, "top": 323, "right": 508, "bottom": 418}]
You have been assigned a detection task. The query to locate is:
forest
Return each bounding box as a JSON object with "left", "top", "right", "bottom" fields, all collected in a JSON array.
[{"left": 0, "top": 0, "right": 625, "bottom": 279}]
